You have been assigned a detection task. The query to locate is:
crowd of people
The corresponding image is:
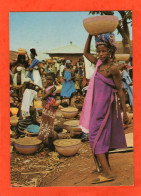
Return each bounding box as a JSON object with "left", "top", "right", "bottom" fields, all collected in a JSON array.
[
  {"left": 10, "top": 40, "right": 133, "bottom": 184},
  {"left": 10, "top": 48, "right": 86, "bottom": 148}
]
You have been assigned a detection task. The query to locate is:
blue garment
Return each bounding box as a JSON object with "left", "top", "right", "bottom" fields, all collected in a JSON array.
[
  {"left": 122, "top": 70, "right": 133, "bottom": 108},
  {"left": 28, "top": 58, "right": 40, "bottom": 81},
  {"left": 27, "top": 124, "right": 40, "bottom": 133},
  {"left": 78, "top": 69, "right": 83, "bottom": 77},
  {"left": 61, "top": 70, "right": 76, "bottom": 98}
]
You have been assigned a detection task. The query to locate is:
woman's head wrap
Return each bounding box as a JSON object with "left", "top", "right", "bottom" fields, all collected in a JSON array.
[
  {"left": 95, "top": 33, "right": 116, "bottom": 50},
  {"left": 30, "top": 48, "right": 37, "bottom": 56},
  {"left": 66, "top": 60, "right": 71, "bottom": 64}
]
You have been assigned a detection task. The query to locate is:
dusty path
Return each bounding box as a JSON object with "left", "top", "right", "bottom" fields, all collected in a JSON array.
[
  {"left": 40, "top": 144, "right": 134, "bottom": 187},
  {"left": 11, "top": 122, "right": 134, "bottom": 187}
]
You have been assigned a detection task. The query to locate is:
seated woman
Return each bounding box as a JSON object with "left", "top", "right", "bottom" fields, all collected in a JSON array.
[
  {"left": 17, "top": 106, "right": 37, "bottom": 137},
  {"left": 17, "top": 80, "right": 42, "bottom": 137}
]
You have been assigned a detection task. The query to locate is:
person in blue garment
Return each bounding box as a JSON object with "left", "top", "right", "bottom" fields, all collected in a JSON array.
[
  {"left": 60, "top": 60, "right": 76, "bottom": 105},
  {"left": 28, "top": 48, "right": 42, "bottom": 88},
  {"left": 121, "top": 63, "right": 133, "bottom": 111}
]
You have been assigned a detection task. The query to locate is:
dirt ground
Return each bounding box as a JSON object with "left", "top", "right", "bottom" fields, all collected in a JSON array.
[{"left": 10, "top": 119, "right": 134, "bottom": 187}]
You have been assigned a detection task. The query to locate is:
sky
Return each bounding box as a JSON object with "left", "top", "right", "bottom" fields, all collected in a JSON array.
[{"left": 9, "top": 11, "right": 132, "bottom": 55}]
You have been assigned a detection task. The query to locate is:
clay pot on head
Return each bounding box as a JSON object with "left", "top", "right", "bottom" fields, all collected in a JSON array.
[{"left": 83, "top": 15, "right": 118, "bottom": 35}]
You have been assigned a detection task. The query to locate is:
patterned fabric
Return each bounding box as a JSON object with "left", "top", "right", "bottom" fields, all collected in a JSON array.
[
  {"left": 42, "top": 85, "right": 56, "bottom": 109},
  {"left": 38, "top": 106, "right": 56, "bottom": 143},
  {"left": 38, "top": 85, "right": 56, "bottom": 143},
  {"left": 95, "top": 33, "right": 116, "bottom": 49}
]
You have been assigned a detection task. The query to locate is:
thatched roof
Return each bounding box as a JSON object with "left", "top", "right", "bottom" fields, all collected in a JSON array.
[{"left": 46, "top": 43, "right": 84, "bottom": 54}]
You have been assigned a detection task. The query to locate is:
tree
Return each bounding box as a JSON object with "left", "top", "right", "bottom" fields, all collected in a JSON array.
[{"left": 89, "top": 11, "right": 132, "bottom": 54}]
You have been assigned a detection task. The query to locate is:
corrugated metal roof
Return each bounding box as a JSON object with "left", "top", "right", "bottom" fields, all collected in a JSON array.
[{"left": 46, "top": 44, "right": 84, "bottom": 54}]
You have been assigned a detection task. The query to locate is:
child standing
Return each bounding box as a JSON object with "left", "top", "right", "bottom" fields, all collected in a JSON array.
[{"left": 38, "top": 72, "right": 58, "bottom": 149}]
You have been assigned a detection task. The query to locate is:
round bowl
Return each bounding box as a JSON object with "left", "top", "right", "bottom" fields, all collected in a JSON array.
[
  {"left": 10, "top": 116, "right": 19, "bottom": 126},
  {"left": 56, "top": 85, "right": 62, "bottom": 94},
  {"left": 34, "top": 100, "right": 42, "bottom": 109},
  {"left": 55, "top": 100, "right": 61, "bottom": 107},
  {"left": 58, "top": 129, "right": 67, "bottom": 139},
  {"left": 10, "top": 107, "right": 19, "bottom": 115},
  {"left": 115, "top": 54, "right": 130, "bottom": 61},
  {"left": 61, "top": 107, "right": 78, "bottom": 118},
  {"left": 58, "top": 105, "right": 64, "bottom": 110},
  {"left": 53, "top": 139, "right": 81, "bottom": 156},
  {"left": 64, "top": 120, "right": 82, "bottom": 132},
  {"left": 18, "top": 48, "right": 27, "bottom": 55},
  {"left": 83, "top": 15, "right": 119, "bottom": 35},
  {"left": 75, "top": 103, "right": 83, "bottom": 110},
  {"left": 14, "top": 137, "right": 42, "bottom": 154}
]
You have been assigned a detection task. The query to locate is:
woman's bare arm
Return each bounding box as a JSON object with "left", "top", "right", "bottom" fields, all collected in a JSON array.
[
  {"left": 42, "top": 87, "right": 55, "bottom": 100},
  {"left": 84, "top": 34, "right": 97, "bottom": 65}
]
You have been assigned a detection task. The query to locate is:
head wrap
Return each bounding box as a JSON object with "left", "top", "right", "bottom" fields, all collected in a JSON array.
[
  {"left": 66, "top": 60, "right": 71, "bottom": 64},
  {"left": 95, "top": 33, "right": 116, "bottom": 50},
  {"left": 30, "top": 48, "right": 37, "bottom": 56},
  {"left": 17, "top": 66, "right": 23, "bottom": 72}
]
